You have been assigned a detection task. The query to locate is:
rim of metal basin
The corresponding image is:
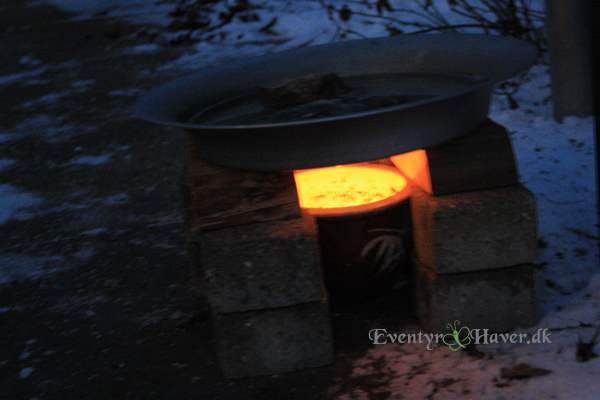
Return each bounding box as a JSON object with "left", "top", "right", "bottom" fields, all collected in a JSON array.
[{"left": 135, "top": 33, "right": 537, "bottom": 171}]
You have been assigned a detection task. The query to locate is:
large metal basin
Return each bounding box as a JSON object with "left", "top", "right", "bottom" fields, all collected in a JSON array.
[{"left": 135, "top": 34, "right": 537, "bottom": 171}]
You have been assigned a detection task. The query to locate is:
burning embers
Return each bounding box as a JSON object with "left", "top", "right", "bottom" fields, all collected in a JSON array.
[
  {"left": 293, "top": 164, "right": 409, "bottom": 210},
  {"left": 271, "top": 75, "right": 413, "bottom": 212},
  {"left": 291, "top": 162, "right": 413, "bottom": 305}
]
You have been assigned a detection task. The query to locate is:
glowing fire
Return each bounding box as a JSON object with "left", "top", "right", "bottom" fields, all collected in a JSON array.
[
  {"left": 293, "top": 165, "right": 408, "bottom": 209},
  {"left": 389, "top": 149, "right": 432, "bottom": 194}
]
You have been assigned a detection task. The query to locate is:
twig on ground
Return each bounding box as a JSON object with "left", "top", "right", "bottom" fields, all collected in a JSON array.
[{"left": 576, "top": 324, "right": 600, "bottom": 362}]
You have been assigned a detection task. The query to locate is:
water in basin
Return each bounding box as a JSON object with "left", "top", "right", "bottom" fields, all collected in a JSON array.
[{"left": 189, "top": 72, "right": 485, "bottom": 126}]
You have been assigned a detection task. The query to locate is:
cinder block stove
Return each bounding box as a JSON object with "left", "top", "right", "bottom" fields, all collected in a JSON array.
[
  {"left": 136, "top": 34, "right": 539, "bottom": 379},
  {"left": 181, "top": 119, "right": 537, "bottom": 378}
]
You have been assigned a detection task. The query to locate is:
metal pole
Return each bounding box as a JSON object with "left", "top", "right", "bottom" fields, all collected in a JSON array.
[
  {"left": 546, "top": 0, "right": 593, "bottom": 122},
  {"left": 590, "top": 0, "right": 600, "bottom": 266}
]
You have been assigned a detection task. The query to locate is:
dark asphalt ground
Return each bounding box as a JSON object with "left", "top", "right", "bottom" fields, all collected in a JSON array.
[{"left": 0, "top": 1, "right": 417, "bottom": 398}]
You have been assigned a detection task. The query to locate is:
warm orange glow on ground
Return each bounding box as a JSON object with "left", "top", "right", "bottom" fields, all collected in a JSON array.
[{"left": 294, "top": 165, "right": 408, "bottom": 209}]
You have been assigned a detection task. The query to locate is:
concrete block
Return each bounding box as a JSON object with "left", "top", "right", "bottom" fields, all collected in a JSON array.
[
  {"left": 411, "top": 184, "right": 537, "bottom": 274},
  {"left": 213, "top": 300, "right": 333, "bottom": 379},
  {"left": 414, "top": 260, "right": 536, "bottom": 333},
  {"left": 186, "top": 139, "right": 302, "bottom": 231},
  {"left": 201, "top": 216, "right": 325, "bottom": 313},
  {"left": 391, "top": 119, "right": 519, "bottom": 195}
]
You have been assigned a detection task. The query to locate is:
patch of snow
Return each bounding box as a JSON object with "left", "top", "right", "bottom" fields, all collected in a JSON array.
[
  {"left": 156, "top": 2, "right": 339, "bottom": 71},
  {"left": 0, "top": 159, "right": 17, "bottom": 171},
  {"left": 3, "top": 114, "right": 89, "bottom": 143},
  {"left": 104, "top": 193, "right": 130, "bottom": 205},
  {"left": 18, "top": 367, "right": 35, "bottom": 379},
  {"left": 22, "top": 79, "right": 50, "bottom": 86},
  {"left": 262, "top": 9, "right": 337, "bottom": 49},
  {"left": 341, "top": 335, "right": 600, "bottom": 399},
  {"left": 0, "top": 184, "right": 43, "bottom": 225},
  {"left": 20, "top": 90, "right": 70, "bottom": 108},
  {"left": 81, "top": 228, "right": 107, "bottom": 236},
  {"left": 108, "top": 89, "right": 140, "bottom": 97},
  {"left": 147, "top": 213, "right": 183, "bottom": 227},
  {"left": 0, "top": 67, "right": 47, "bottom": 86},
  {"left": 71, "top": 248, "right": 96, "bottom": 260},
  {"left": 0, "top": 134, "right": 11, "bottom": 143},
  {"left": 71, "top": 79, "right": 94, "bottom": 88},
  {"left": 490, "top": 65, "right": 598, "bottom": 317},
  {"left": 19, "top": 55, "right": 42, "bottom": 66},
  {"left": 539, "top": 273, "right": 600, "bottom": 330},
  {"left": 123, "top": 43, "right": 160, "bottom": 54},
  {"left": 12, "top": 113, "right": 64, "bottom": 131},
  {"left": 65, "top": 154, "right": 113, "bottom": 166},
  {"left": 110, "top": 3, "right": 176, "bottom": 26},
  {"left": 0, "top": 253, "right": 64, "bottom": 284}
]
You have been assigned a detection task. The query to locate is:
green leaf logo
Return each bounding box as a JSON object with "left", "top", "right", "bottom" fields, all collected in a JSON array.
[{"left": 442, "top": 320, "right": 471, "bottom": 351}]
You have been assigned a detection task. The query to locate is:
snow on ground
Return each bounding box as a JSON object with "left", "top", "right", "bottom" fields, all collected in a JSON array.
[
  {"left": 490, "top": 65, "right": 599, "bottom": 318},
  {"left": 0, "top": 114, "right": 96, "bottom": 143},
  {"left": 330, "top": 64, "right": 600, "bottom": 398},
  {"left": 6, "top": 0, "right": 600, "bottom": 398},
  {"left": 0, "top": 158, "right": 17, "bottom": 171},
  {"left": 64, "top": 153, "right": 113, "bottom": 166},
  {"left": 0, "top": 184, "right": 42, "bottom": 225},
  {"left": 0, "top": 67, "right": 47, "bottom": 86},
  {"left": 0, "top": 253, "right": 64, "bottom": 285}
]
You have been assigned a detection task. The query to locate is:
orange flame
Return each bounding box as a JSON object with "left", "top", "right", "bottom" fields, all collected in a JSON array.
[{"left": 390, "top": 150, "right": 432, "bottom": 194}]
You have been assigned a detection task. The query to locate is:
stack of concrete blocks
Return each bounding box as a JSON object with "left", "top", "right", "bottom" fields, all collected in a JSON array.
[
  {"left": 391, "top": 120, "right": 538, "bottom": 333},
  {"left": 181, "top": 140, "right": 333, "bottom": 379}
]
